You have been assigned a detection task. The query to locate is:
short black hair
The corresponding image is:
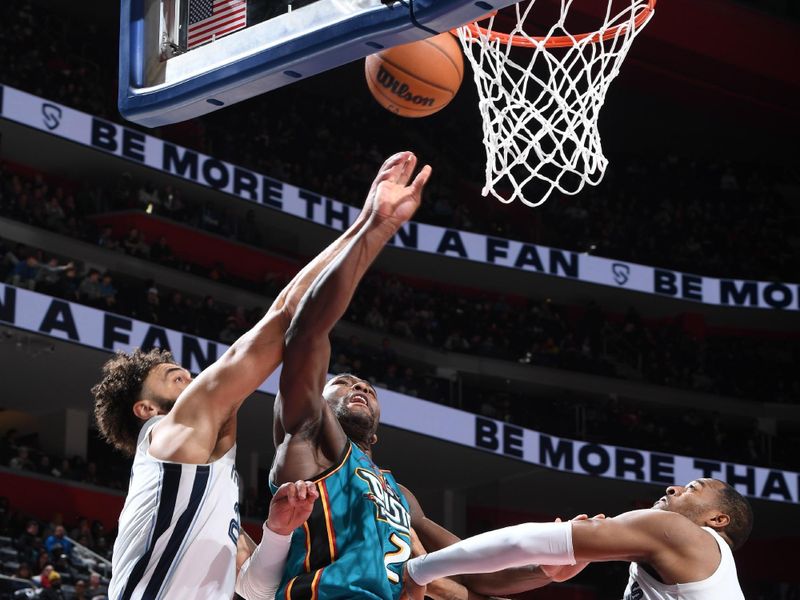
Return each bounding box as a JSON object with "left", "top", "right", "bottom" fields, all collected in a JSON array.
[{"left": 715, "top": 481, "right": 754, "bottom": 550}]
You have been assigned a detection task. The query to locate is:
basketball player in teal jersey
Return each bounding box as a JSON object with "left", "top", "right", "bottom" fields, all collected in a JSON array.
[{"left": 270, "top": 152, "right": 556, "bottom": 600}]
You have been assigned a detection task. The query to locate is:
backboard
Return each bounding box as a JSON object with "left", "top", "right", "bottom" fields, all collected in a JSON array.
[{"left": 119, "top": 0, "right": 520, "bottom": 127}]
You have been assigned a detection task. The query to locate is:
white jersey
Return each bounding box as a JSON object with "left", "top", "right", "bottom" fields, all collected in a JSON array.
[
  {"left": 623, "top": 527, "right": 744, "bottom": 600},
  {"left": 109, "top": 417, "right": 241, "bottom": 600}
]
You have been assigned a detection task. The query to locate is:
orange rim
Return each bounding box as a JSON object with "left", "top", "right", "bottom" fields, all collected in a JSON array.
[{"left": 453, "top": 0, "right": 656, "bottom": 48}]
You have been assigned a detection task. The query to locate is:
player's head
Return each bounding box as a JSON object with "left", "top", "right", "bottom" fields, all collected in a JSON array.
[
  {"left": 653, "top": 478, "right": 753, "bottom": 550},
  {"left": 323, "top": 374, "right": 381, "bottom": 449},
  {"left": 92, "top": 348, "right": 191, "bottom": 456}
]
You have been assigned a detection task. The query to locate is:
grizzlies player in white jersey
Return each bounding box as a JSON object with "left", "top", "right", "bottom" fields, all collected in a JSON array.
[
  {"left": 404, "top": 478, "right": 752, "bottom": 600},
  {"left": 91, "top": 152, "right": 416, "bottom": 600}
]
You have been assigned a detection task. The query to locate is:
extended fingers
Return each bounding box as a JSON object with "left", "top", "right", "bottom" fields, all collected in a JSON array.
[
  {"left": 377, "top": 151, "right": 412, "bottom": 182},
  {"left": 410, "top": 164, "right": 432, "bottom": 195},
  {"left": 396, "top": 153, "right": 418, "bottom": 185}
]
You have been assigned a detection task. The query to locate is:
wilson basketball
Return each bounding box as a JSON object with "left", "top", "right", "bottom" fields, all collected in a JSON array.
[{"left": 365, "top": 32, "right": 464, "bottom": 118}]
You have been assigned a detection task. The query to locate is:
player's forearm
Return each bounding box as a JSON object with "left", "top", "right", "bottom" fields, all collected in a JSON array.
[
  {"left": 235, "top": 525, "right": 292, "bottom": 600},
  {"left": 224, "top": 211, "right": 370, "bottom": 378},
  {"left": 427, "top": 577, "right": 506, "bottom": 600},
  {"left": 406, "top": 523, "right": 575, "bottom": 586},
  {"left": 462, "top": 566, "right": 553, "bottom": 595},
  {"left": 286, "top": 216, "right": 396, "bottom": 342},
  {"left": 270, "top": 207, "right": 371, "bottom": 317}
]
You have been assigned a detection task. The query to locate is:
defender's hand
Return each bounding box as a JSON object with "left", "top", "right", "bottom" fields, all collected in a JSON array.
[
  {"left": 367, "top": 151, "right": 432, "bottom": 230},
  {"left": 540, "top": 514, "right": 606, "bottom": 582},
  {"left": 266, "top": 481, "right": 319, "bottom": 536}
]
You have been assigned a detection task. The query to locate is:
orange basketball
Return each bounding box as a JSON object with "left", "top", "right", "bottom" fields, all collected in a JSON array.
[{"left": 365, "top": 32, "right": 464, "bottom": 118}]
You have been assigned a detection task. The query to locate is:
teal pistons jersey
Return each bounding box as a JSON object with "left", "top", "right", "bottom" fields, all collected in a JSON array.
[{"left": 270, "top": 441, "right": 412, "bottom": 600}]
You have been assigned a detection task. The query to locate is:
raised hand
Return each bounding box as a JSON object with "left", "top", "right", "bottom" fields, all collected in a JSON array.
[
  {"left": 540, "top": 513, "right": 606, "bottom": 582},
  {"left": 266, "top": 481, "right": 319, "bottom": 536},
  {"left": 366, "top": 151, "right": 432, "bottom": 230}
]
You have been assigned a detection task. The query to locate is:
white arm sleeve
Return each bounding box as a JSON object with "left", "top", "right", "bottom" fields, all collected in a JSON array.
[
  {"left": 235, "top": 525, "right": 292, "bottom": 600},
  {"left": 406, "top": 522, "right": 575, "bottom": 586}
]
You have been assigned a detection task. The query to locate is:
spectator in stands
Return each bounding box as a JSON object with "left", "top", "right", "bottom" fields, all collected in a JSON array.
[
  {"left": 44, "top": 525, "right": 73, "bottom": 560},
  {"left": 161, "top": 290, "right": 188, "bottom": 331},
  {"left": 96, "top": 226, "right": 120, "bottom": 252},
  {"left": 43, "top": 195, "right": 66, "bottom": 231},
  {"left": 39, "top": 564, "right": 55, "bottom": 588},
  {"left": 15, "top": 520, "right": 41, "bottom": 566},
  {"left": 149, "top": 235, "right": 175, "bottom": 266},
  {"left": 122, "top": 228, "right": 148, "bottom": 258},
  {"left": 78, "top": 269, "right": 103, "bottom": 305},
  {"left": 161, "top": 184, "right": 183, "bottom": 217},
  {"left": 14, "top": 562, "right": 32, "bottom": 581},
  {"left": 36, "top": 257, "right": 74, "bottom": 295},
  {"left": 197, "top": 294, "right": 223, "bottom": 338},
  {"left": 58, "top": 458, "right": 77, "bottom": 481},
  {"left": 137, "top": 286, "right": 162, "bottom": 324},
  {"left": 87, "top": 572, "right": 108, "bottom": 598},
  {"left": 218, "top": 315, "right": 242, "bottom": 344},
  {"left": 7, "top": 254, "right": 39, "bottom": 289},
  {"left": 36, "top": 455, "right": 58, "bottom": 477},
  {"left": 98, "top": 273, "right": 117, "bottom": 308},
  {"left": 40, "top": 570, "right": 67, "bottom": 600},
  {"left": 82, "top": 462, "right": 99, "bottom": 486},
  {"left": 55, "top": 265, "right": 80, "bottom": 300},
  {"left": 9, "top": 446, "right": 34, "bottom": 470},
  {"left": 69, "top": 518, "right": 94, "bottom": 550},
  {"left": 137, "top": 182, "right": 159, "bottom": 210},
  {"left": 74, "top": 579, "right": 89, "bottom": 600}
]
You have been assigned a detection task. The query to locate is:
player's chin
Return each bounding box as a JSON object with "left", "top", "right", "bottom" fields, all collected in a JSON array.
[{"left": 338, "top": 410, "right": 376, "bottom": 436}]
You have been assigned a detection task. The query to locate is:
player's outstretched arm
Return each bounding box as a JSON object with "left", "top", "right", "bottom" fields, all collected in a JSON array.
[
  {"left": 404, "top": 510, "right": 706, "bottom": 595},
  {"left": 276, "top": 152, "right": 431, "bottom": 439},
  {"left": 405, "top": 526, "right": 510, "bottom": 600},
  {"left": 236, "top": 481, "right": 319, "bottom": 600},
  {"left": 400, "top": 485, "right": 552, "bottom": 596},
  {"left": 148, "top": 157, "right": 414, "bottom": 463}
]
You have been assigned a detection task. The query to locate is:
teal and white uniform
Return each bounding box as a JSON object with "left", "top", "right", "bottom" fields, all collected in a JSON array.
[{"left": 270, "top": 441, "right": 411, "bottom": 600}]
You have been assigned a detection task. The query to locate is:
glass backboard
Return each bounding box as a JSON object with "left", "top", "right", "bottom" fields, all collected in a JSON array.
[{"left": 119, "top": 0, "right": 519, "bottom": 127}]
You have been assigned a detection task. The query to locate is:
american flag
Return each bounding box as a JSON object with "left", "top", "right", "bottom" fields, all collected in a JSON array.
[{"left": 187, "top": 0, "right": 247, "bottom": 50}]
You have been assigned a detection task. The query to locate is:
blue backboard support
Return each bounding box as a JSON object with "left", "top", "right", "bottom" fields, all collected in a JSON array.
[{"left": 119, "top": 0, "right": 519, "bottom": 127}]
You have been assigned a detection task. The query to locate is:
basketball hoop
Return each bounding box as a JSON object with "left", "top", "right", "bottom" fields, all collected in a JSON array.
[{"left": 455, "top": 0, "right": 656, "bottom": 206}]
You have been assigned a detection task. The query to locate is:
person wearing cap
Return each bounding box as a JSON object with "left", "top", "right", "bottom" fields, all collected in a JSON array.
[{"left": 40, "top": 570, "right": 67, "bottom": 600}]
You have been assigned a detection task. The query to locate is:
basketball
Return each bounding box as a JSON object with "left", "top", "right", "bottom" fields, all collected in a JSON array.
[{"left": 365, "top": 32, "right": 464, "bottom": 118}]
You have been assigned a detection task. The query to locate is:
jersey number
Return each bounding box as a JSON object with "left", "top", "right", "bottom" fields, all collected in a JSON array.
[
  {"left": 384, "top": 533, "right": 411, "bottom": 584},
  {"left": 228, "top": 502, "right": 240, "bottom": 545}
]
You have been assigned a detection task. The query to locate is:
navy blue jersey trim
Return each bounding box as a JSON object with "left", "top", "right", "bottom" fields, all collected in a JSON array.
[
  {"left": 142, "top": 465, "right": 211, "bottom": 600},
  {"left": 120, "top": 463, "right": 182, "bottom": 600}
]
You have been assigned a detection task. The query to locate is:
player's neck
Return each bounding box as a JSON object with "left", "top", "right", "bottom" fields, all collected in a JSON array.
[{"left": 356, "top": 440, "right": 373, "bottom": 457}]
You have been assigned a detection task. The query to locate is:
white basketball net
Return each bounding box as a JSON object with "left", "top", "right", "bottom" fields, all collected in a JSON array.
[{"left": 456, "top": 0, "right": 655, "bottom": 206}]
